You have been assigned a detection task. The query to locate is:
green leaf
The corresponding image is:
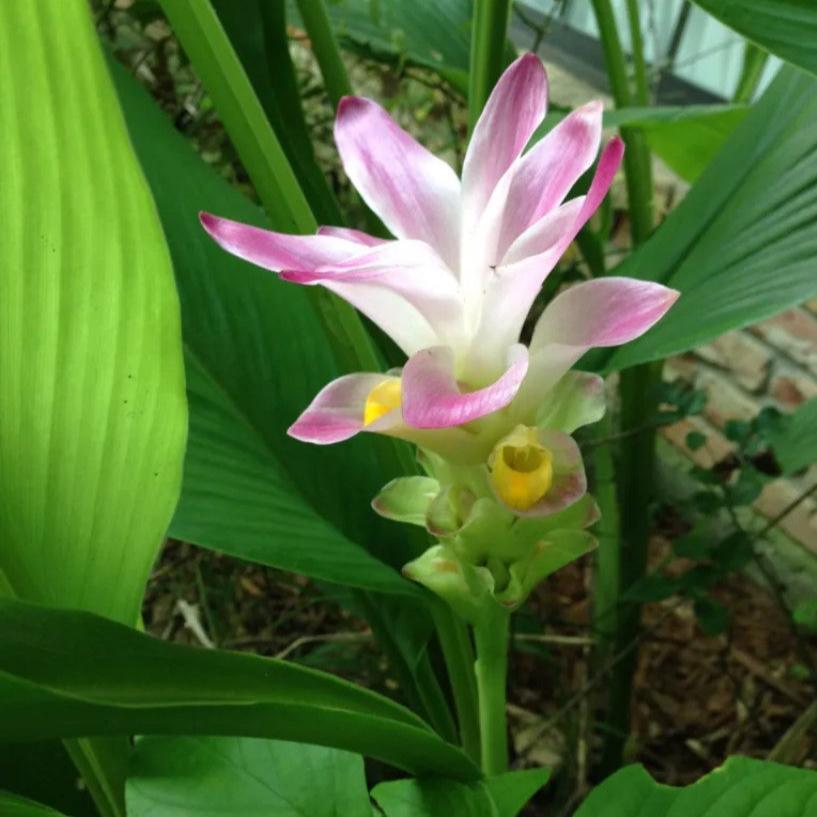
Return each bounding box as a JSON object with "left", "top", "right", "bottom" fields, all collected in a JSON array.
[
  {"left": 793, "top": 597, "right": 817, "bottom": 633},
  {"left": 574, "top": 756, "right": 817, "bottom": 816},
  {"left": 537, "top": 105, "right": 749, "bottom": 183},
  {"left": 159, "top": 0, "right": 383, "bottom": 380},
  {"left": 0, "top": 0, "right": 186, "bottom": 626},
  {"left": 715, "top": 531, "right": 754, "bottom": 572},
  {"left": 302, "top": 0, "right": 516, "bottom": 95},
  {"left": 159, "top": 0, "right": 312, "bottom": 235},
  {"left": 127, "top": 736, "right": 371, "bottom": 817},
  {"left": 673, "top": 527, "right": 713, "bottom": 559},
  {"left": 373, "top": 477, "right": 441, "bottom": 526},
  {"left": 685, "top": 431, "right": 707, "bottom": 451},
  {"left": 372, "top": 778, "right": 497, "bottom": 817},
  {"left": 725, "top": 468, "right": 765, "bottom": 507},
  {"left": 693, "top": 596, "right": 729, "bottom": 636},
  {"left": 623, "top": 574, "right": 682, "bottom": 603},
  {"left": 724, "top": 419, "right": 752, "bottom": 444},
  {"left": 767, "top": 397, "right": 817, "bottom": 474},
  {"left": 0, "top": 791, "right": 69, "bottom": 817},
  {"left": 636, "top": 106, "right": 749, "bottom": 183},
  {"left": 0, "top": 597, "right": 479, "bottom": 782},
  {"left": 597, "top": 67, "right": 817, "bottom": 372},
  {"left": 690, "top": 0, "right": 817, "bottom": 78},
  {"left": 211, "top": 0, "right": 342, "bottom": 225},
  {"left": 108, "top": 58, "right": 418, "bottom": 597},
  {"left": 484, "top": 768, "right": 551, "bottom": 817}
]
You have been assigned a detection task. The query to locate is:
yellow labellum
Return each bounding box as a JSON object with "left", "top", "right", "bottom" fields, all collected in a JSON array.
[
  {"left": 490, "top": 427, "right": 553, "bottom": 511},
  {"left": 363, "top": 378, "right": 402, "bottom": 426}
]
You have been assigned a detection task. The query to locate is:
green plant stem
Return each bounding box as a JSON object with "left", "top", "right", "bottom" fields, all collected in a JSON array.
[
  {"left": 295, "top": 0, "right": 352, "bottom": 109},
  {"left": 599, "top": 361, "right": 661, "bottom": 775},
  {"left": 431, "top": 602, "right": 481, "bottom": 763},
  {"left": 625, "top": 0, "right": 650, "bottom": 105},
  {"left": 468, "top": 0, "right": 512, "bottom": 132},
  {"left": 591, "top": 0, "right": 654, "bottom": 247},
  {"left": 590, "top": 412, "right": 621, "bottom": 650},
  {"left": 465, "top": 2, "right": 515, "bottom": 772},
  {"left": 473, "top": 606, "right": 510, "bottom": 775},
  {"left": 733, "top": 41, "right": 769, "bottom": 103},
  {"left": 591, "top": 0, "right": 658, "bottom": 776}
]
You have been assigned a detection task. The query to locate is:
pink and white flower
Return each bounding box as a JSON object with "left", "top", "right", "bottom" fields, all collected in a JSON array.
[{"left": 200, "top": 54, "right": 678, "bottom": 456}]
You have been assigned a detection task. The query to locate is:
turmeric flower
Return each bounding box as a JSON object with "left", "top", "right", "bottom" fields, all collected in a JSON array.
[{"left": 201, "top": 53, "right": 677, "bottom": 477}]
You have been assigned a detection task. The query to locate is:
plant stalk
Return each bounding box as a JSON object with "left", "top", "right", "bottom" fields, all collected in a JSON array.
[
  {"left": 591, "top": 0, "right": 658, "bottom": 776},
  {"left": 590, "top": 412, "right": 621, "bottom": 650},
  {"left": 468, "top": 0, "right": 512, "bottom": 132},
  {"left": 598, "top": 360, "right": 661, "bottom": 775},
  {"left": 295, "top": 0, "right": 352, "bottom": 110},
  {"left": 473, "top": 606, "right": 510, "bottom": 775},
  {"left": 733, "top": 41, "right": 768, "bottom": 103},
  {"left": 624, "top": 0, "right": 650, "bottom": 105},
  {"left": 591, "top": 0, "right": 654, "bottom": 247}
]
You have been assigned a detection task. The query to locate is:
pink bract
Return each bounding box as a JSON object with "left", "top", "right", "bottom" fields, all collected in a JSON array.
[{"left": 200, "top": 54, "right": 678, "bottom": 444}]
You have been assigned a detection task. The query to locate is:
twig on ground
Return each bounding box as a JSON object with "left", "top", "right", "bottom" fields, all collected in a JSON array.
[
  {"left": 274, "top": 631, "right": 371, "bottom": 660},
  {"left": 768, "top": 701, "right": 817, "bottom": 763},
  {"left": 176, "top": 599, "right": 216, "bottom": 649},
  {"left": 514, "top": 633, "right": 595, "bottom": 647}
]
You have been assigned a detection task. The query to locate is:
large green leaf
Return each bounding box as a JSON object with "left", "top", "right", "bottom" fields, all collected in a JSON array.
[
  {"left": 574, "top": 756, "right": 817, "bottom": 816},
  {"left": 691, "top": 0, "right": 817, "bottom": 78},
  {"left": 159, "top": 0, "right": 382, "bottom": 382},
  {"left": 211, "top": 0, "right": 342, "bottom": 225},
  {"left": 537, "top": 104, "right": 749, "bottom": 184},
  {"left": 610, "top": 106, "right": 748, "bottom": 183},
  {"left": 0, "top": 598, "right": 479, "bottom": 781},
  {"left": 0, "top": 0, "right": 186, "bottom": 626},
  {"left": 371, "top": 768, "right": 550, "bottom": 817},
  {"left": 127, "top": 736, "right": 371, "bottom": 817},
  {"left": 372, "top": 778, "right": 497, "bottom": 817},
  {"left": 107, "top": 58, "right": 419, "bottom": 596},
  {"left": 484, "top": 768, "right": 551, "bottom": 817},
  {"left": 595, "top": 67, "right": 817, "bottom": 371},
  {"left": 0, "top": 791, "right": 69, "bottom": 817},
  {"left": 298, "top": 0, "right": 515, "bottom": 94}
]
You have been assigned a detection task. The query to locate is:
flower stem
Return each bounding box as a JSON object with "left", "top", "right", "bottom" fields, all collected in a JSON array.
[
  {"left": 732, "top": 41, "right": 768, "bottom": 103},
  {"left": 473, "top": 605, "right": 510, "bottom": 775},
  {"left": 468, "top": 0, "right": 512, "bottom": 132},
  {"left": 294, "top": 0, "right": 352, "bottom": 110},
  {"left": 591, "top": 0, "right": 658, "bottom": 776}
]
